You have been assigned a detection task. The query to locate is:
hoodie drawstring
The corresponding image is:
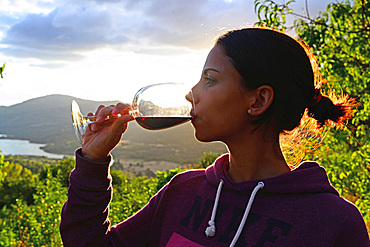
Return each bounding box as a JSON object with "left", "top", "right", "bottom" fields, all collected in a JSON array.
[
  {"left": 205, "top": 179, "right": 224, "bottom": 237},
  {"left": 205, "top": 180, "right": 264, "bottom": 247},
  {"left": 229, "top": 181, "right": 264, "bottom": 247}
]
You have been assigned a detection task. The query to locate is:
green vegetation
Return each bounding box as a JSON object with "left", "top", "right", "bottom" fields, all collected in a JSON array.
[
  {"left": 255, "top": 0, "right": 370, "bottom": 228},
  {"left": 0, "top": 152, "right": 219, "bottom": 246},
  {"left": 0, "top": 63, "right": 4, "bottom": 79}
]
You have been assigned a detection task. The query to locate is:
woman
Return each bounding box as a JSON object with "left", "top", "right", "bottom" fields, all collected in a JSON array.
[{"left": 60, "top": 28, "right": 369, "bottom": 246}]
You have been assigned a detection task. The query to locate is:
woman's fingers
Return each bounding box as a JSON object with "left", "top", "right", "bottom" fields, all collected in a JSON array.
[
  {"left": 91, "top": 105, "right": 116, "bottom": 131},
  {"left": 96, "top": 105, "right": 115, "bottom": 122},
  {"left": 94, "top": 105, "right": 106, "bottom": 116},
  {"left": 113, "top": 112, "right": 134, "bottom": 133},
  {"left": 95, "top": 103, "right": 131, "bottom": 121},
  {"left": 112, "top": 103, "right": 131, "bottom": 115},
  {"left": 90, "top": 103, "right": 133, "bottom": 132},
  {"left": 110, "top": 103, "right": 134, "bottom": 133}
]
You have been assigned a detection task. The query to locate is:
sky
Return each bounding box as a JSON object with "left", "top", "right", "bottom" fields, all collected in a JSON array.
[{"left": 0, "top": 0, "right": 333, "bottom": 107}]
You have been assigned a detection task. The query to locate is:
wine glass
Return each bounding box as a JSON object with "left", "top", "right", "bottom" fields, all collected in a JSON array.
[{"left": 71, "top": 82, "right": 195, "bottom": 144}]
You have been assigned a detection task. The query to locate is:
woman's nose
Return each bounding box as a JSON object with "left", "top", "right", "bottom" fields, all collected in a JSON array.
[
  {"left": 187, "top": 82, "right": 200, "bottom": 103},
  {"left": 186, "top": 88, "right": 199, "bottom": 104},
  {"left": 186, "top": 89, "right": 197, "bottom": 114},
  {"left": 185, "top": 90, "right": 193, "bottom": 103}
]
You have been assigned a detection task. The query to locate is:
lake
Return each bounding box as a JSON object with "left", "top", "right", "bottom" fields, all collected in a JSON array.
[{"left": 0, "top": 137, "right": 66, "bottom": 159}]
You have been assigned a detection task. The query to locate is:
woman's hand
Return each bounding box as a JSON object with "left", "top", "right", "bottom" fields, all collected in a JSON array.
[{"left": 81, "top": 103, "right": 134, "bottom": 162}]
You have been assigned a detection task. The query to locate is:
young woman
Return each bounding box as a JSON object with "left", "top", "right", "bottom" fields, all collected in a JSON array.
[{"left": 60, "top": 28, "right": 369, "bottom": 246}]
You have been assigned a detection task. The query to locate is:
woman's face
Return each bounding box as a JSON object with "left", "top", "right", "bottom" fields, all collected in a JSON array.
[{"left": 189, "top": 44, "right": 254, "bottom": 143}]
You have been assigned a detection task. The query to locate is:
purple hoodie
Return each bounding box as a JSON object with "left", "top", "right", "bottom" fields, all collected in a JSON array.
[{"left": 60, "top": 149, "right": 370, "bottom": 246}]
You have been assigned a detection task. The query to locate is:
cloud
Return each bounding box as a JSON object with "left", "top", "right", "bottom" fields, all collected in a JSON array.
[
  {"left": 30, "top": 62, "right": 68, "bottom": 68},
  {"left": 1, "top": 6, "right": 130, "bottom": 60},
  {"left": 0, "top": 0, "right": 257, "bottom": 61}
]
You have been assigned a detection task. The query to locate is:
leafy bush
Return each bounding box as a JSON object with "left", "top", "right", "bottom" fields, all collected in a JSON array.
[
  {"left": 0, "top": 154, "right": 9, "bottom": 183},
  {"left": 39, "top": 157, "right": 75, "bottom": 187},
  {"left": 0, "top": 63, "right": 5, "bottom": 79},
  {"left": 156, "top": 167, "right": 184, "bottom": 191},
  {"left": 0, "top": 171, "right": 67, "bottom": 246},
  {"left": 0, "top": 163, "right": 37, "bottom": 207}
]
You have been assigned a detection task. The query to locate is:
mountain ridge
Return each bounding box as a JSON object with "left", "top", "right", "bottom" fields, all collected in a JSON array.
[{"left": 0, "top": 94, "right": 226, "bottom": 165}]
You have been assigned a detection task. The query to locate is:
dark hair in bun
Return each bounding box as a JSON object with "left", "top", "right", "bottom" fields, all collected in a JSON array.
[{"left": 216, "top": 28, "right": 353, "bottom": 132}]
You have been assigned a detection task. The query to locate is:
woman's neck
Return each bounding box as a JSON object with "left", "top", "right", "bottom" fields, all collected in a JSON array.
[{"left": 225, "top": 129, "right": 291, "bottom": 183}]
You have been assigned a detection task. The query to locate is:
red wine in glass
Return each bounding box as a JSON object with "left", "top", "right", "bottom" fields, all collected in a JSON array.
[{"left": 135, "top": 116, "right": 192, "bottom": 130}]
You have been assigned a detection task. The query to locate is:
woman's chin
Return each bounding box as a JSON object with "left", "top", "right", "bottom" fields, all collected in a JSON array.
[{"left": 194, "top": 131, "right": 217, "bottom": 143}]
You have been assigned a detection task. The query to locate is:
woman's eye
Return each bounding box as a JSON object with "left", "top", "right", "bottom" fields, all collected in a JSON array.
[{"left": 205, "top": 77, "right": 214, "bottom": 84}]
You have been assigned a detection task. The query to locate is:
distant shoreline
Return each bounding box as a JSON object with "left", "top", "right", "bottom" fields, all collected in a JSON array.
[
  {"left": 0, "top": 137, "right": 68, "bottom": 159},
  {"left": 0, "top": 134, "right": 46, "bottom": 145}
]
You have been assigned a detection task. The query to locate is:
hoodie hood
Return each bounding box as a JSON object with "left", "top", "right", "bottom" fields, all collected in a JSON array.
[{"left": 205, "top": 153, "right": 339, "bottom": 196}]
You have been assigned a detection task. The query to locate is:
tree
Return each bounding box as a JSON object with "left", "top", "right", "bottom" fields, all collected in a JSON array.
[
  {"left": 0, "top": 155, "right": 8, "bottom": 183},
  {"left": 39, "top": 157, "right": 75, "bottom": 187},
  {"left": 254, "top": 0, "right": 370, "bottom": 227},
  {"left": 0, "top": 63, "right": 4, "bottom": 79},
  {"left": 0, "top": 163, "right": 37, "bottom": 207}
]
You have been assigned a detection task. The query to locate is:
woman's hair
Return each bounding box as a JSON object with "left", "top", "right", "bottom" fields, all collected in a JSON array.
[{"left": 215, "top": 28, "right": 352, "bottom": 133}]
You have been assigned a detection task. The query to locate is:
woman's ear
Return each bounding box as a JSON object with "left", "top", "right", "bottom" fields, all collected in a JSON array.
[{"left": 249, "top": 85, "right": 274, "bottom": 116}]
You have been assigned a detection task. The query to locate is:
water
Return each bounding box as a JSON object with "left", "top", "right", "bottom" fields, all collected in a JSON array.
[{"left": 0, "top": 138, "right": 66, "bottom": 159}]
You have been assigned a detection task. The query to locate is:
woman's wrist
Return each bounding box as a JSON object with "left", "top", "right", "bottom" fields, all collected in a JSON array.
[{"left": 81, "top": 149, "right": 110, "bottom": 163}]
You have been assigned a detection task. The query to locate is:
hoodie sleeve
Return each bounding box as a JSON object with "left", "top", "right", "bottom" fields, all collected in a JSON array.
[{"left": 59, "top": 149, "right": 158, "bottom": 247}]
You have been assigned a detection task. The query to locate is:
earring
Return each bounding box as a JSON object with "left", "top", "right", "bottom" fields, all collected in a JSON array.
[{"left": 248, "top": 109, "right": 252, "bottom": 114}]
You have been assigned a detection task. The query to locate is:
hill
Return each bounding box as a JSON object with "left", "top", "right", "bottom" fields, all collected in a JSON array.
[{"left": 0, "top": 95, "right": 227, "bottom": 166}]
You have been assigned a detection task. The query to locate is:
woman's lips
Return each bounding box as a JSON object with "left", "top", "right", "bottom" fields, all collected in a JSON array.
[
  {"left": 190, "top": 109, "right": 196, "bottom": 118},
  {"left": 190, "top": 111, "right": 198, "bottom": 123}
]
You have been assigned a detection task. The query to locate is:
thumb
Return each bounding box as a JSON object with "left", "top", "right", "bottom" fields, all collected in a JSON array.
[{"left": 112, "top": 113, "right": 135, "bottom": 134}]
